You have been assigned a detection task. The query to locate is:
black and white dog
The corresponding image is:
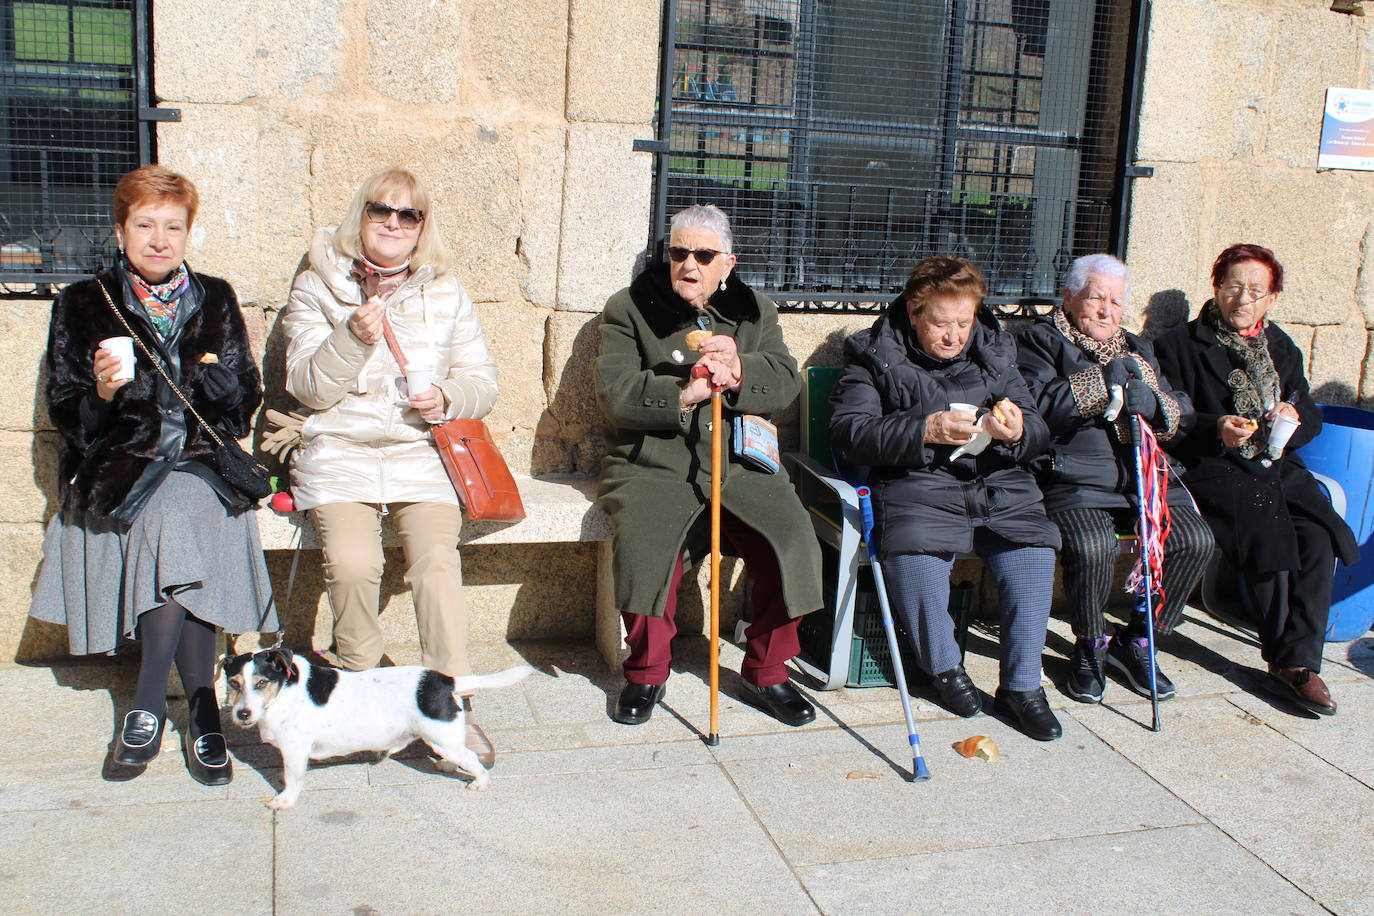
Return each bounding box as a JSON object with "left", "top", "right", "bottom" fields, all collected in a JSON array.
[{"left": 223, "top": 648, "right": 532, "bottom": 809}]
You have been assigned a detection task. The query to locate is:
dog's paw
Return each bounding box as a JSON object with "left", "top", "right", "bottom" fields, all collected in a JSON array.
[
  {"left": 266, "top": 793, "right": 297, "bottom": 810},
  {"left": 465, "top": 775, "right": 491, "bottom": 792}
]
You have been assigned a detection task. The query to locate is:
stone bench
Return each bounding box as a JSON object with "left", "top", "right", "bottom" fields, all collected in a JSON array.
[{"left": 254, "top": 474, "right": 626, "bottom": 669}]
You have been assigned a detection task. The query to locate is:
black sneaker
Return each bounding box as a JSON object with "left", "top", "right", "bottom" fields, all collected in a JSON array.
[
  {"left": 1065, "top": 636, "right": 1109, "bottom": 703},
  {"left": 1107, "top": 631, "right": 1177, "bottom": 700}
]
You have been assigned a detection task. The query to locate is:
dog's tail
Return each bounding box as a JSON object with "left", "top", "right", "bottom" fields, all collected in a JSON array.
[{"left": 452, "top": 665, "right": 534, "bottom": 694}]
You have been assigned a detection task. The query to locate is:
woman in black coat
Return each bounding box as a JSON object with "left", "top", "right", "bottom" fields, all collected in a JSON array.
[
  {"left": 29, "top": 166, "right": 275, "bottom": 783},
  {"left": 1017, "top": 254, "right": 1215, "bottom": 706},
  {"left": 829, "top": 256, "right": 1063, "bottom": 741},
  {"left": 1155, "top": 243, "right": 1358, "bottom": 717}
]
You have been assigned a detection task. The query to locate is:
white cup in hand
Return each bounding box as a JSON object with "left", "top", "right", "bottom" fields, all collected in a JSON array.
[
  {"left": 1268, "top": 413, "right": 1300, "bottom": 451},
  {"left": 400, "top": 349, "right": 435, "bottom": 402},
  {"left": 948, "top": 404, "right": 992, "bottom": 459},
  {"left": 100, "top": 336, "right": 136, "bottom": 381}
]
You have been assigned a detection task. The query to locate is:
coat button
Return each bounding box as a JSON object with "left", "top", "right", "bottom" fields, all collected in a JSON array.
[{"left": 643, "top": 398, "right": 653, "bottom": 406}]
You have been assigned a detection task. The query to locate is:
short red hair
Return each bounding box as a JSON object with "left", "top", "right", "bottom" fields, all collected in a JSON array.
[
  {"left": 113, "top": 165, "right": 200, "bottom": 227},
  {"left": 1211, "top": 243, "right": 1283, "bottom": 294}
]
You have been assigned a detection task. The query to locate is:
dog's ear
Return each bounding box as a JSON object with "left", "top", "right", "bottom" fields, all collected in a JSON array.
[
  {"left": 265, "top": 647, "right": 298, "bottom": 682},
  {"left": 220, "top": 652, "right": 251, "bottom": 679}
]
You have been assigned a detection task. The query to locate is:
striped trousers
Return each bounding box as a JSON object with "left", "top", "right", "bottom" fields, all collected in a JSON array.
[{"left": 1050, "top": 504, "right": 1214, "bottom": 639}]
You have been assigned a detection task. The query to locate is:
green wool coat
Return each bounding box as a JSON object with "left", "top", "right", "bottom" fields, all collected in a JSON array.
[{"left": 595, "top": 266, "right": 824, "bottom": 619}]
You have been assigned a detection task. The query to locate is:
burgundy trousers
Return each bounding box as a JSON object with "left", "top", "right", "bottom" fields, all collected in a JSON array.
[{"left": 622, "top": 511, "right": 800, "bottom": 688}]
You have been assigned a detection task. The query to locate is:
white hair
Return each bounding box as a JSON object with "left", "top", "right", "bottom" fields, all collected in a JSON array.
[
  {"left": 1065, "top": 253, "right": 1129, "bottom": 301},
  {"left": 669, "top": 204, "right": 734, "bottom": 253}
]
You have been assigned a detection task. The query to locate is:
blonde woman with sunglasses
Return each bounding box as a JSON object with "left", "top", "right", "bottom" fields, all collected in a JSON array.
[{"left": 280, "top": 168, "right": 500, "bottom": 762}]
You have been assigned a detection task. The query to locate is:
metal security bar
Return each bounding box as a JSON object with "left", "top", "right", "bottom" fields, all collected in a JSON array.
[
  {"left": 649, "top": 0, "right": 1140, "bottom": 313},
  {"left": 0, "top": 0, "right": 154, "bottom": 294}
]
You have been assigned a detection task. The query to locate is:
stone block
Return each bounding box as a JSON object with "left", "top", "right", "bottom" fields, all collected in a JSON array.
[
  {"left": 1358, "top": 220, "right": 1374, "bottom": 329},
  {"left": 1284, "top": 322, "right": 1316, "bottom": 373},
  {"left": 1362, "top": 330, "right": 1374, "bottom": 409},
  {"left": 516, "top": 126, "right": 568, "bottom": 309},
  {"left": 156, "top": 105, "right": 265, "bottom": 302},
  {"left": 3, "top": 523, "right": 58, "bottom": 663},
  {"left": 567, "top": 0, "right": 660, "bottom": 123},
  {"left": 475, "top": 300, "right": 549, "bottom": 477},
  {"left": 250, "top": 119, "right": 315, "bottom": 307},
  {"left": 303, "top": 117, "right": 523, "bottom": 306},
  {"left": 778, "top": 312, "right": 875, "bottom": 449},
  {"left": 538, "top": 311, "right": 604, "bottom": 475},
  {"left": 153, "top": 0, "right": 254, "bottom": 104},
  {"left": 1207, "top": 168, "right": 1369, "bottom": 325},
  {"left": 1309, "top": 317, "right": 1369, "bottom": 405},
  {"left": 468, "top": 1, "right": 569, "bottom": 115},
  {"left": 254, "top": 0, "right": 347, "bottom": 101},
  {"left": 556, "top": 123, "right": 654, "bottom": 313},
  {"left": 365, "top": 0, "right": 465, "bottom": 104},
  {"left": 1123, "top": 164, "right": 1210, "bottom": 336},
  {"left": 0, "top": 300, "right": 53, "bottom": 433},
  {"left": 0, "top": 430, "right": 61, "bottom": 526},
  {"left": 1136, "top": 1, "right": 1269, "bottom": 163},
  {"left": 1267, "top": 8, "right": 1365, "bottom": 168}
]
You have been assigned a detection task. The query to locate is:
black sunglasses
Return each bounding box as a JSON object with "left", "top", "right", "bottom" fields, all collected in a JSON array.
[
  {"left": 365, "top": 201, "right": 425, "bottom": 230},
  {"left": 667, "top": 246, "right": 725, "bottom": 265}
]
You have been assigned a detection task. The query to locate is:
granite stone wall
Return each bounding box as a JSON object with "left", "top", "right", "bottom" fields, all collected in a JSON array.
[{"left": 5, "top": 0, "right": 1373, "bottom": 663}]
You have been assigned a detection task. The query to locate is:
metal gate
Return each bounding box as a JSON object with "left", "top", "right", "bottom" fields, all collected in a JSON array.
[
  {"left": 0, "top": 0, "right": 168, "bottom": 295},
  {"left": 644, "top": 0, "right": 1149, "bottom": 314}
]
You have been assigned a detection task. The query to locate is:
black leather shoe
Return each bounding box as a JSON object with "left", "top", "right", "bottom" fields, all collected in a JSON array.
[
  {"left": 931, "top": 665, "right": 982, "bottom": 718},
  {"left": 993, "top": 687, "right": 1063, "bottom": 742},
  {"left": 114, "top": 710, "right": 164, "bottom": 765},
  {"left": 613, "top": 682, "right": 666, "bottom": 725},
  {"left": 184, "top": 732, "right": 233, "bottom": 786},
  {"left": 738, "top": 680, "right": 816, "bottom": 727}
]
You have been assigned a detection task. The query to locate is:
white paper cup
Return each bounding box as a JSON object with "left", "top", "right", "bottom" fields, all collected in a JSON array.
[
  {"left": 99, "top": 336, "right": 135, "bottom": 381},
  {"left": 405, "top": 365, "right": 434, "bottom": 400},
  {"left": 1268, "top": 413, "right": 1300, "bottom": 451},
  {"left": 947, "top": 402, "right": 977, "bottom": 418}
]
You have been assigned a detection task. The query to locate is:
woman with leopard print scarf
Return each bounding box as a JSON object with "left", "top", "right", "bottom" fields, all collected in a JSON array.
[
  {"left": 1156, "top": 243, "right": 1358, "bottom": 718},
  {"left": 1018, "top": 254, "right": 1215, "bottom": 707}
]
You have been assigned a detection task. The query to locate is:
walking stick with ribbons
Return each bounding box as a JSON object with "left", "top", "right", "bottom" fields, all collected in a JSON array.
[
  {"left": 857, "top": 487, "right": 931, "bottom": 782},
  {"left": 1107, "top": 385, "right": 1168, "bottom": 732}
]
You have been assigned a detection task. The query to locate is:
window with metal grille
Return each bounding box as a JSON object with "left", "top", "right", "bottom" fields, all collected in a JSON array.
[
  {"left": 1, "top": 0, "right": 152, "bottom": 292},
  {"left": 650, "top": 0, "right": 1139, "bottom": 312}
]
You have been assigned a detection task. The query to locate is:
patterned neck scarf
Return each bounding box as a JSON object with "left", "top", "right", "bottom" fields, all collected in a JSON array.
[
  {"left": 1052, "top": 305, "right": 1181, "bottom": 441},
  {"left": 120, "top": 251, "right": 190, "bottom": 339},
  {"left": 348, "top": 256, "right": 411, "bottom": 301},
  {"left": 1202, "top": 299, "right": 1282, "bottom": 460}
]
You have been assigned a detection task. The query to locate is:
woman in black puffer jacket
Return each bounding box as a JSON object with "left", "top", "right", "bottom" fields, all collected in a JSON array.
[{"left": 829, "top": 256, "right": 1062, "bottom": 741}]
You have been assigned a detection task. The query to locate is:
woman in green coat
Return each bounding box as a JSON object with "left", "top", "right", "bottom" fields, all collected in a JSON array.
[{"left": 596, "top": 204, "right": 823, "bottom": 727}]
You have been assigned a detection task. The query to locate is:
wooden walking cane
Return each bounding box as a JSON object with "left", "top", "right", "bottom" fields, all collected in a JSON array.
[
  {"left": 707, "top": 385, "right": 722, "bottom": 747},
  {"left": 689, "top": 323, "right": 723, "bottom": 746}
]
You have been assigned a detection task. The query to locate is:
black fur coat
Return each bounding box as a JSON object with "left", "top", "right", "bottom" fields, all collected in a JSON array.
[{"left": 45, "top": 268, "right": 263, "bottom": 521}]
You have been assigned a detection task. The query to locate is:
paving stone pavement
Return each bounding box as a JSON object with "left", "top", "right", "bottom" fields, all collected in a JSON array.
[{"left": 2, "top": 612, "right": 1373, "bottom": 915}]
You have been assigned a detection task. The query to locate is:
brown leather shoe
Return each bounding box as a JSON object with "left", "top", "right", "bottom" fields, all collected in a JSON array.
[
  {"left": 1265, "top": 665, "right": 1337, "bottom": 716},
  {"left": 465, "top": 716, "right": 496, "bottom": 768}
]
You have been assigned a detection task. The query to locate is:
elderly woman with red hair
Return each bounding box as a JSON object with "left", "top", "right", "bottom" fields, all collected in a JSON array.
[
  {"left": 1155, "top": 244, "right": 1358, "bottom": 716},
  {"left": 30, "top": 165, "right": 274, "bottom": 784}
]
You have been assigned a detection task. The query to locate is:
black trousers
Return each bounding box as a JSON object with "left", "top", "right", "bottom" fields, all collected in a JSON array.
[
  {"left": 1243, "top": 514, "right": 1335, "bottom": 672},
  {"left": 1051, "top": 504, "right": 1215, "bottom": 639}
]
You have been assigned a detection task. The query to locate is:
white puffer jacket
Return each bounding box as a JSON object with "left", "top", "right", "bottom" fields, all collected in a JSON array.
[{"left": 282, "top": 228, "right": 499, "bottom": 509}]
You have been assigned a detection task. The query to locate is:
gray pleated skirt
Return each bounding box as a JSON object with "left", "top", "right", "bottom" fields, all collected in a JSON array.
[{"left": 29, "top": 471, "right": 278, "bottom": 656}]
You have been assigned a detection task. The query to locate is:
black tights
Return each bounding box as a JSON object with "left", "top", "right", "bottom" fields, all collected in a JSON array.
[{"left": 132, "top": 598, "right": 221, "bottom": 739}]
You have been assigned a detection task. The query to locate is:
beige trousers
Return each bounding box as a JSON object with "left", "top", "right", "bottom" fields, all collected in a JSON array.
[{"left": 311, "top": 501, "right": 471, "bottom": 678}]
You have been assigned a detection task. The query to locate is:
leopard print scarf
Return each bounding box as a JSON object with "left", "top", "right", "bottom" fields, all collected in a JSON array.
[
  {"left": 1202, "top": 299, "right": 1282, "bottom": 460},
  {"left": 1052, "top": 306, "right": 1180, "bottom": 441}
]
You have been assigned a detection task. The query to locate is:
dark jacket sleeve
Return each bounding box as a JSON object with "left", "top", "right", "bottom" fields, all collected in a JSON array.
[
  {"left": 1016, "top": 327, "right": 1094, "bottom": 437},
  {"left": 45, "top": 285, "right": 112, "bottom": 455},
  {"left": 1154, "top": 325, "right": 1225, "bottom": 457},
  {"left": 827, "top": 336, "right": 933, "bottom": 470},
  {"left": 187, "top": 279, "right": 262, "bottom": 437},
  {"left": 595, "top": 292, "right": 695, "bottom": 435}
]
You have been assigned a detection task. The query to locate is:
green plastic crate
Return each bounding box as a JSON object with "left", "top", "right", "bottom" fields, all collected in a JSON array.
[{"left": 838, "top": 579, "right": 977, "bottom": 688}]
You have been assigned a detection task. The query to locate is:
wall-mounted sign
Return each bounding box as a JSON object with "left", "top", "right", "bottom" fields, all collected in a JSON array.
[{"left": 1318, "top": 87, "right": 1374, "bottom": 171}]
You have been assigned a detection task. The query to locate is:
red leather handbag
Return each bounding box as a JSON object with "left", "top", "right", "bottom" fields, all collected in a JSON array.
[{"left": 381, "top": 317, "right": 525, "bottom": 522}]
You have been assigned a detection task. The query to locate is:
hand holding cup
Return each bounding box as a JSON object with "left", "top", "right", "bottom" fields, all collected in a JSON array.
[
  {"left": 926, "top": 403, "right": 979, "bottom": 445},
  {"left": 93, "top": 338, "right": 134, "bottom": 402}
]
